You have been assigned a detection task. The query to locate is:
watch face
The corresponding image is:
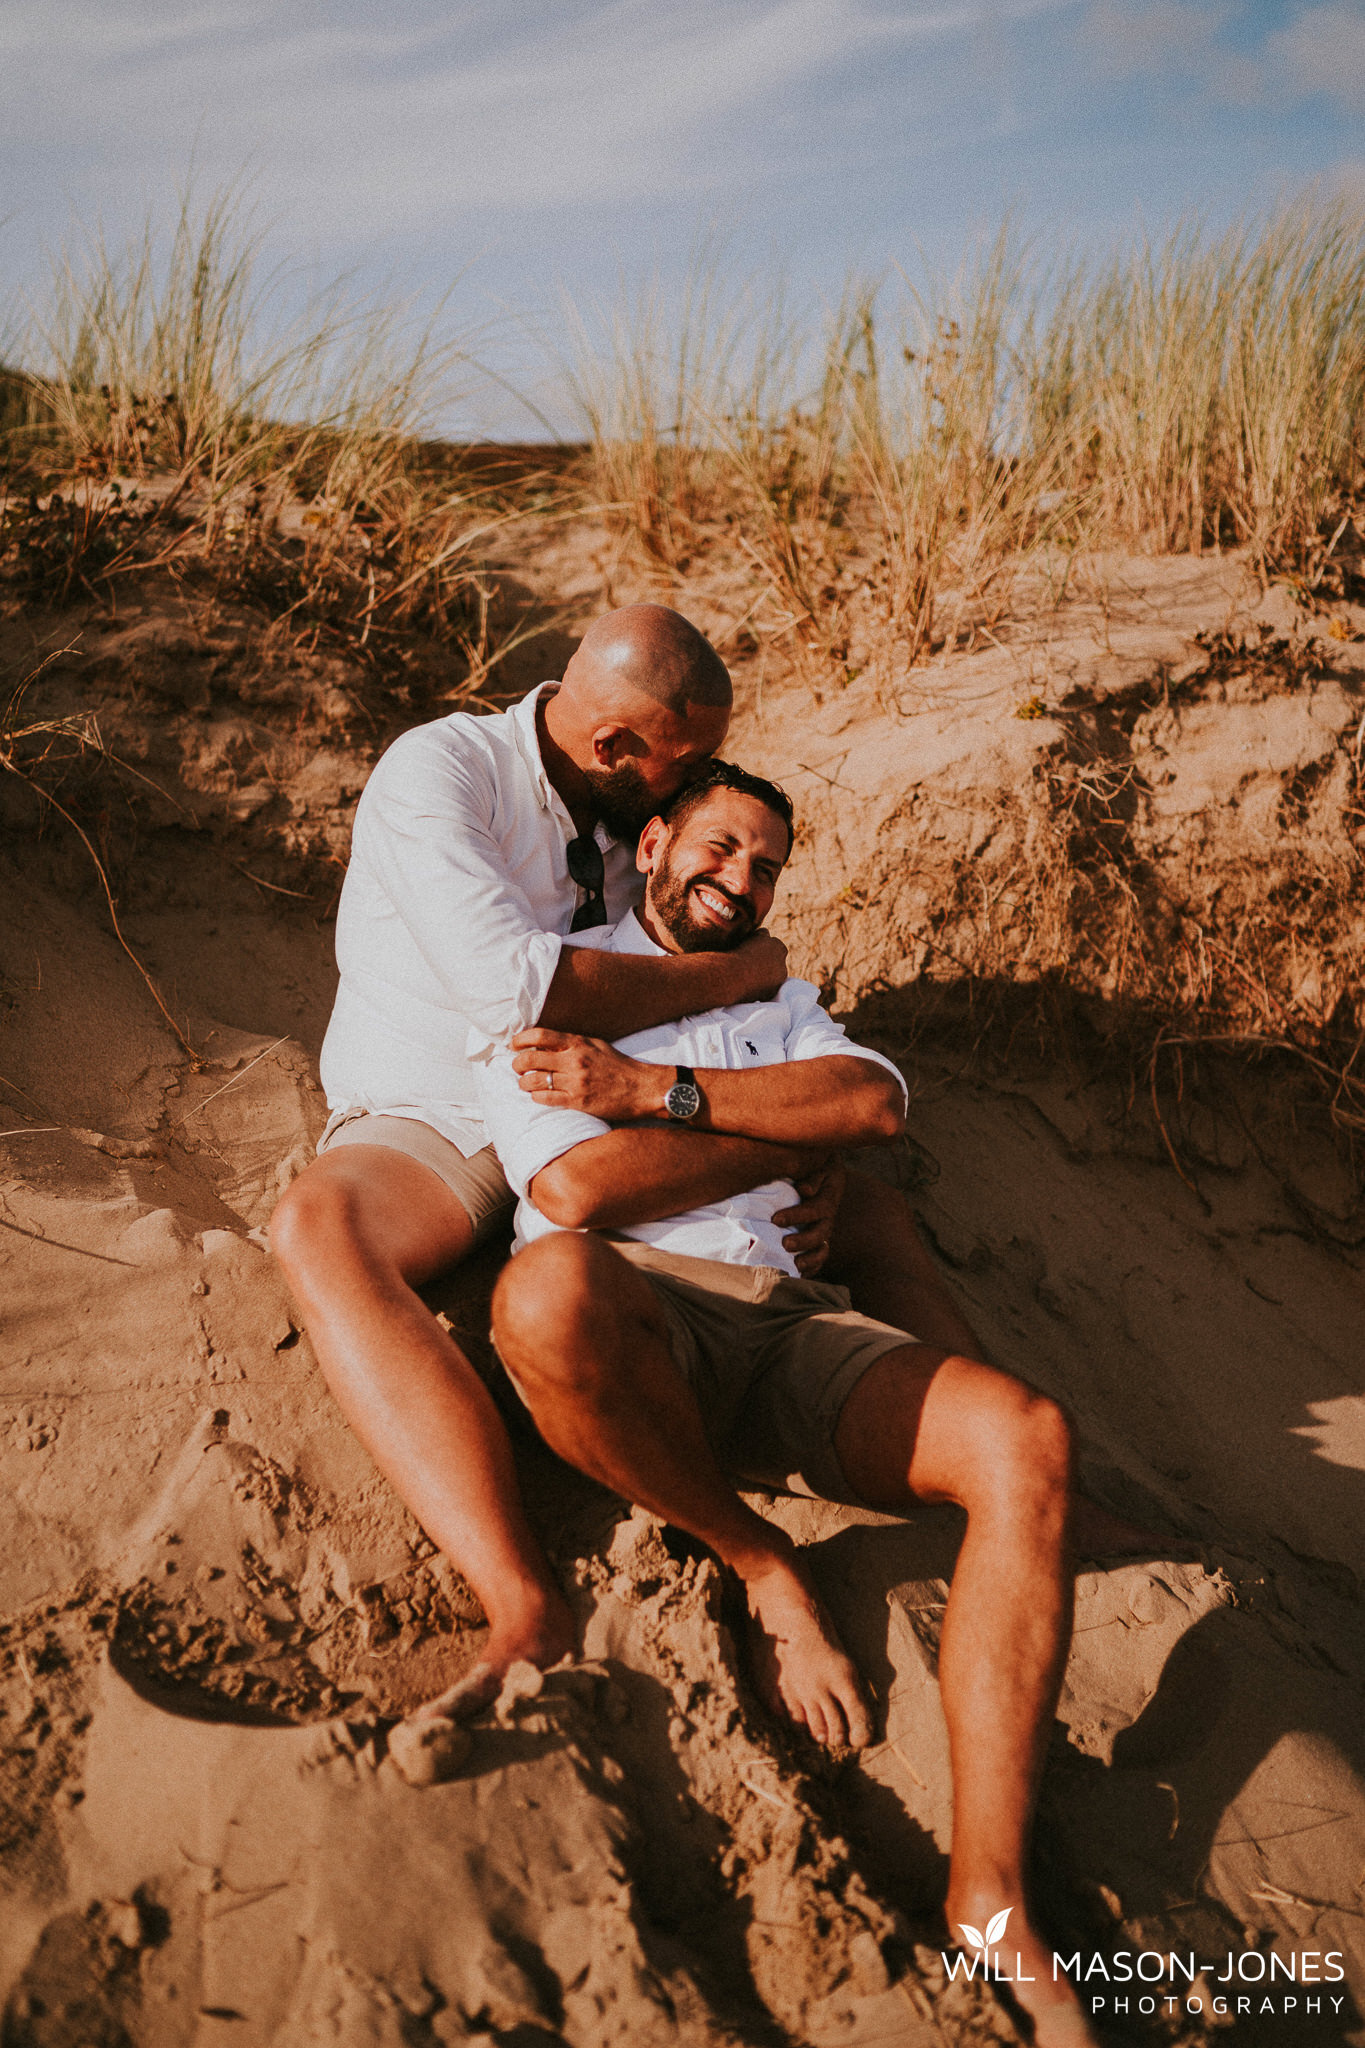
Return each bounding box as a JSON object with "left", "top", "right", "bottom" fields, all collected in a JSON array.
[{"left": 665, "top": 1080, "right": 702, "bottom": 1120}]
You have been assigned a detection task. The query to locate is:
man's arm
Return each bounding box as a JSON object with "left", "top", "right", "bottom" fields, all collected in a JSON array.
[
  {"left": 537, "top": 932, "right": 789, "bottom": 1039},
  {"left": 478, "top": 1042, "right": 826, "bottom": 1231},
  {"left": 513, "top": 1033, "right": 904, "bottom": 1147},
  {"left": 528, "top": 1128, "right": 827, "bottom": 1232},
  {"left": 509, "top": 999, "right": 908, "bottom": 1146}
]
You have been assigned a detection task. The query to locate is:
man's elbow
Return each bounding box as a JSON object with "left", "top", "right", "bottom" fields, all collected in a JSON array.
[
  {"left": 862, "top": 1081, "right": 907, "bottom": 1143},
  {"left": 528, "top": 1163, "right": 606, "bottom": 1231}
]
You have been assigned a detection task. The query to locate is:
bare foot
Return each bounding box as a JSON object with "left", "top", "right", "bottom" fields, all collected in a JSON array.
[
  {"left": 947, "top": 1897, "right": 1098, "bottom": 2048},
  {"left": 742, "top": 1554, "right": 872, "bottom": 1748},
  {"left": 413, "top": 1587, "right": 576, "bottom": 1725}
]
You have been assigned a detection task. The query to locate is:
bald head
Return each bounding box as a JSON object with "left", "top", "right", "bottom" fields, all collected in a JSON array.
[
  {"left": 542, "top": 605, "right": 731, "bottom": 840},
  {"left": 566, "top": 605, "right": 732, "bottom": 715}
]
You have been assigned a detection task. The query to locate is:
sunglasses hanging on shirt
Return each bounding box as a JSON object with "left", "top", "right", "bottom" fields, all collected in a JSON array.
[{"left": 567, "top": 833, "right": 608, "bottom": 931}]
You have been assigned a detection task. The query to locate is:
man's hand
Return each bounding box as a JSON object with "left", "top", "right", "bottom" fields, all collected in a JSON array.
[
  {"left": 724, "top": 932, "right": 788, "bottom": 1003},
  {"left": 512, "top": 1028, "right": 666, "bottom": 1121},
  {"left": 772, "top": 1156, "right": 846, "bottom": 1277}
]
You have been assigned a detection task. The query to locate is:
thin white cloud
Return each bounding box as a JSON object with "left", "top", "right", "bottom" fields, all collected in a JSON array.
[
  {"left": 1080, "top": 0, "right": 1225, "bottom": 76},
  {"left": 0, "top": 0, "right": 273, "bottom": 58},
  {"left": 1078, "top": 0, "right": 1365, "bottom": 112},
  {"left": 2, "top": 0, "right": 1073, "bottom": 239},
  {"left": 1265, "top": 1, "right": 1365, "bottom": 112}
]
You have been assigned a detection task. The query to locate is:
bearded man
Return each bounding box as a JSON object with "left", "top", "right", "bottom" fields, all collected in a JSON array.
[
  {"left": 481, "top": 761, "right": 1094, "bottom": 2048},
  {"left": 272, "top": 605, "right": 981, "bottom": 1709}
]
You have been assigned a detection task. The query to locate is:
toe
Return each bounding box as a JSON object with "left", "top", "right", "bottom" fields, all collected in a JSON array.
[
  {"left": 842, "top": 1682, "right": 874, "bottom": 1748},
  {"left": 807, "top": 1694, "right": 834, "bottom": 1746},
  {"left": 415, "top": 1660, "right": 498, "bottom": 1723}
]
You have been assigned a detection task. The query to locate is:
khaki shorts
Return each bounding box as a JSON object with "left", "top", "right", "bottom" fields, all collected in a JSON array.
[
  {"left": 317, "top": 1110, "right": 513, "bottom": 1244},
  {"left": 504, "top": 1238, "right": 916, "bottom": 1506}
]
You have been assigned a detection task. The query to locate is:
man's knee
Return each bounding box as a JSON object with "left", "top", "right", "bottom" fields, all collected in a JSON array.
[
  {"left": 492, "top": 1233, "right": 620, "bottom": 1388},
  {"left": 270, "top": 1161, "right": 362, "bottom": 1279},
  {"left": 965, "top": 1373, "right": 1075, "bottom": 1507},
  {"left": 1015, "top": 1387, "right": 1075, "bottom": 1487}
]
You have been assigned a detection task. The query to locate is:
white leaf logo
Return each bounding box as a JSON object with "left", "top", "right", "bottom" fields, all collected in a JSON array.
[{"left": 958, "top": 1907, "right": 1012, "bottom": 1951}]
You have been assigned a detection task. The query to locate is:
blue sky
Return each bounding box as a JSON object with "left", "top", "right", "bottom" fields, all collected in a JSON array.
[{"left": 3, "top": 0, "right": 1361, "bottom": 433}]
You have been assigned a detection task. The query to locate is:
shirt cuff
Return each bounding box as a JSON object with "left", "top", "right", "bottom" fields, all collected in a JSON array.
[
  {"left": 464, "top": 929, "right": 563, "bottom": 1062},
  {"left": 852, "top": 1044, "right": 910, "bottom": 1109},
  {"left": 496, "top": 1106, "right": 612, "bottom": 1200}
]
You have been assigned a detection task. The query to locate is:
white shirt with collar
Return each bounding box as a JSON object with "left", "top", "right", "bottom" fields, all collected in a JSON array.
[
  {"left": 319, "top": 684, "right": 640, "bottom": 1154},
  {"left": 477, "top": 908, "right": 909, "bottom": 1279}
]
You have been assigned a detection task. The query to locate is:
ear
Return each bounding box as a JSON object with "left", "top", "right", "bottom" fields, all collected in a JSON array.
[
  {"left": 589, "top": 722, "right": 631, "bottom": 768},
  {"left": 636, "top": 814, "right": 669, "bottom": 876}
]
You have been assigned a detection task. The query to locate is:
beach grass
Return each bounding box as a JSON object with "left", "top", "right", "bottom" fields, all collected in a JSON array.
[
  {"left": 4, "top": 189, "right": 1362, "bottom": 671},
  {"left": 0, "top": 188, "right": 524, "bottom": 657},
  {"left": 557, "top": 202, "right": 1365, "bottom": 678}
]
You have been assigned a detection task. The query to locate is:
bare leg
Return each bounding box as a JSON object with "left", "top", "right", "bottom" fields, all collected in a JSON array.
[
  {"left": 271, "top": 1148, "right": 575, "bottom": 1710},
  {"left": 492, "top": 1233, "right": 872, "bottom": 1747},
  {"left": 831, "top": 1172, "right": 1157, "bottom": 1561},
  {"left": 835, "top": 1349, "right": 1095, "bottom": 2048},
  {"left": 825, "top": 1169, "right": 987, "bottom": 1358}
]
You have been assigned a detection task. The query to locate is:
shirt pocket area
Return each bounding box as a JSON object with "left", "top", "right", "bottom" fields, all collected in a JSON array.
[{"left": 725, "top": 1013, "right": 788, "bottom": 1067}]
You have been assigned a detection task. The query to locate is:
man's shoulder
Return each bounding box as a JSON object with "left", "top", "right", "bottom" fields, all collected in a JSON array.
[
  {"left": 668, "top": 975, "right": 826, "bottom": 1038},
  {"left": 363, "top": 691, "right": 543, "bottom": 801},
  {"left": 734, "top": 976, "right": 825, "bottom": 1024},
  {"left": 379, "top": 702, "right": 509, "bottom": 766},
  {"left": 776, "top": 974, "right": 823, "bottom": 1009}
]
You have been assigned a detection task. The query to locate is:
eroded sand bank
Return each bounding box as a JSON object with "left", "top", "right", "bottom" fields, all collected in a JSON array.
[{"left": 3, "top": 550, "right": 1363, "bottom": 2044}]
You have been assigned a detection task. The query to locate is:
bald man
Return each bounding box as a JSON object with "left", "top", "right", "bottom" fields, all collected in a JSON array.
[{"left": 272, "top": 606, "right": 979, "bottom": 1707}]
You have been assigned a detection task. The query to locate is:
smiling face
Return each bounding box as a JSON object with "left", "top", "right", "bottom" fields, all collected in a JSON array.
[{"left": 636, "top": 788, "right": 791, "bottom": 954}]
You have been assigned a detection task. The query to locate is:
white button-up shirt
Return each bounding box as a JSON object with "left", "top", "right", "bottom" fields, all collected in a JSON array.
[
  {"left": 478, "top": 909, "right": 908, "bottom": 1278},
  {"left": 320, "top": 685, "right": 640, "bottom": 1154}
]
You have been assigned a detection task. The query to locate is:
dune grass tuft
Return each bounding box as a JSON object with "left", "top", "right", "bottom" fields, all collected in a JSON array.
[
  {"left": 556, "top": 201, "right": 1365, "bottom": 682},
  {"left": 0, "top": 188, "right": 538, "bottom": 666}
]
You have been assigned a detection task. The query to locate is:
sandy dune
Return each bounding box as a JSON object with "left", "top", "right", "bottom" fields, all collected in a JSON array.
[{"left": 2, "top": 547, "right": 1363, "bottom": 2044}]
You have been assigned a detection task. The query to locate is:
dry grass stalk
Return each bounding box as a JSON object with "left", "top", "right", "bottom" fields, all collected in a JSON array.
[
  {"left": 2, "top": 187, "right": 519, "bottom": 655},
  {"left": 558, "top": 201, "right": 1364, "bottom": 684},
  {"left": 1, "top": 650, "right": 199, "bottom": 1060}
]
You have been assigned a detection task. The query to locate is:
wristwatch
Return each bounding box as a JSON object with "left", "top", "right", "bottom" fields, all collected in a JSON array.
[{"left": 663, "top": 1064, "right": 702, "bottom": 1121}]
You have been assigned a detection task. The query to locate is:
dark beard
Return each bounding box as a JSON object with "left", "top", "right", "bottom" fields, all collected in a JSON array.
[
  {"left": 650, "top": 854, "right": 755, "bottom": 953},
  {"left": 582, "top": 760, "right": 658, "bottom": 842}
]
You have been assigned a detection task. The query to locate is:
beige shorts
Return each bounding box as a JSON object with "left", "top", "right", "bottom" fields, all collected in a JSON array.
[
  {"left": 502, "top": 1238, "right": 916, "bottom": 1506},
  {"left": 317, "top": 1110, "right": 513, "bottom": 1243}
]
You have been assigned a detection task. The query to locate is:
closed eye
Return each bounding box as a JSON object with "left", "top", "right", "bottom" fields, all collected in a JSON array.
[{"left": 702, "top": 833, "right": 783, "bottom": 888}]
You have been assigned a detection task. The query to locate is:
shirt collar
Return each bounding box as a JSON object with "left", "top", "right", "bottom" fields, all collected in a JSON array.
[
  {"left": 506, "top": 681, "right": 620, "bottom": 851},
  {"left": 611, "top": 907, "right": 666, "bottom": 957},
  {"left": 505, "top": 683, "right": 562, "bottom": 817}
]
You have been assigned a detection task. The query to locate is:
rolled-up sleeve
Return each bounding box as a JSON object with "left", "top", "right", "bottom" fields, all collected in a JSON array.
[
  {"left": 356, "top": 727, "right": 562, "bottom": 1051},
  {"left": 780, "top": 981, "right": 909, "bottom": 1110},
  {"left": 477, "top": 1053, "right": 610, "bottom": 1199}
]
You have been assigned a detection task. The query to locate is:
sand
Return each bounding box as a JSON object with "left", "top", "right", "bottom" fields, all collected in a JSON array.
[{"left": 3, "top": 540, "right": 1364, "bottom": 2045}]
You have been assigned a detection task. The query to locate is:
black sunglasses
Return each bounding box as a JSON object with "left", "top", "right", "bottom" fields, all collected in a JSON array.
[{"left": 567, "top": 833, "right": 607, "bottom": 931}]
